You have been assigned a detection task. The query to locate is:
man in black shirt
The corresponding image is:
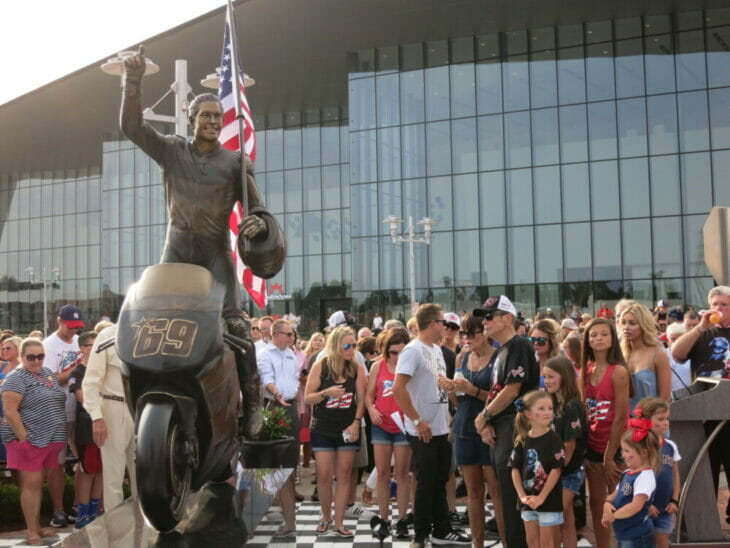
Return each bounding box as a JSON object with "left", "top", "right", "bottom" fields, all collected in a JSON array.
[{"left": 473, "top": 296, "right": 539, "bottom": 548}]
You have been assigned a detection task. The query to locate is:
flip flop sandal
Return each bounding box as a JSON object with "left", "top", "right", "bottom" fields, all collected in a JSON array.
[
  {"left": 26, "top": 537, "right": 44, "bottom": 546},
  {"left": 272, "top": 525, "right": 296, "bottom": 538},
  {"left": 316, "top": 520, "right": 332, "bottom": 535},
  {"left": 335, "top": 526, "right": 354, "bottom": 538}
]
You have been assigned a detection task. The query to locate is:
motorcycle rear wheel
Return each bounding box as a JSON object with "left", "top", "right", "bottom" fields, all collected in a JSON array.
[{"left": 136, "top": 401, "right": 192, "bottom": 532}]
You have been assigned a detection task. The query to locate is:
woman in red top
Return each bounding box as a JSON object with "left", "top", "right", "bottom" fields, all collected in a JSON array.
[
  {"left": 364, "top": 328, "right": 412, "bottom": 540},
  {"left": 580, "top": 318, "right": 631, "bottom": 548}
]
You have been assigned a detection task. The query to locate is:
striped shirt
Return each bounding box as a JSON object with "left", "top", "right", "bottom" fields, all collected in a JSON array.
[{"left": 0, "top": 367, "right": 67, "bottom": 447}]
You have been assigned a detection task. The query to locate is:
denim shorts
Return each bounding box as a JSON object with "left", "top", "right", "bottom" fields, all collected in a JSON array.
[
  {"left": 371, "top": 423, "right": 408, "bottom": 446},
  {"left": 562, "top": 467, "right": 585, "bottom": 495},
  {"left": 617, "top": 530, "right": 655, "bottom": 548},
  {"left": 311, "top": 430, "right": 360, "bottom": 452},
  {"left": 454, "top": 434, "right": 491, "bottom": 466},
  {"left": 653, "top": 511, "right": 674, "bottom": 534},
  {"left": 520, "top": 510, "right": 564, "bottom": 526}
]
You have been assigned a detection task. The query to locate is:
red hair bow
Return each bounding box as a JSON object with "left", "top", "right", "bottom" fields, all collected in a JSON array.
[
  {"left": 628, "top": 418, "right": 653, "bottom": 442},
  {"left": 632, "top": 406, "right": 643, "bottom": 418}
]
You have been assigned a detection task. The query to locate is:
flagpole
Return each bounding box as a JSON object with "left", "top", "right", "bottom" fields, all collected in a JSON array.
[{"left": 227, "top": 0, "right": 249, "bottom": 218}]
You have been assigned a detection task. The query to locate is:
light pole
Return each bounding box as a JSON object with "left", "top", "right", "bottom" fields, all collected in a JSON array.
[
  {"left": 26, "top": 266, "right": 61, "bottom": 337},
  {"left": 382, "top": 215, "right": 437, "bottom": 310}
]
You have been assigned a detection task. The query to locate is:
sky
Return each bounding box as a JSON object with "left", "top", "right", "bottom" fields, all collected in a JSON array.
[{"left": 0, "top": 0, "right": 229, "bottom": 106}]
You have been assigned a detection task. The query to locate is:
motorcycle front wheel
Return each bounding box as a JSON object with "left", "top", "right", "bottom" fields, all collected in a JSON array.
[{"left": 136, "top": 400, "right": 192, "bottom": 532}]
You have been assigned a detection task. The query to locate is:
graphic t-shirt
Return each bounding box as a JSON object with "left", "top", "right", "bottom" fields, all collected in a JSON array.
[
  {"left": 552, "top": 397, "right": 587, "bottom": 473},
  {"left": 373, "top": 359, "right": 404, "bottom": 434},
  {"left": 653, "top": 439, "right": 681, "bottom": 512},
  {"left": 395, "top": 338, "right": 449, "bottom": 437},
  {"left": 508, "top": 429, "right": 566, "bottom": 513},
  {"left": 687, "top": 326, "right": 730, "bottom": 379},
  {"left": 43, "top": 332, "right": 80, "bottom": 422},
  {"left": 487, "top": 335, "right": 539, "bottom": 421},
  {"left": 612, "top": 469, "right": 655, "bottom": 540},
  {"left": 310, "top": 360, "right": 358, "bottom": 440}
]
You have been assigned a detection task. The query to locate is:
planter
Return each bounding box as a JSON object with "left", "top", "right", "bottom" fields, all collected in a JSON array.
[{"left": 241, "top": 437, "right": 294, "bottom": 469}]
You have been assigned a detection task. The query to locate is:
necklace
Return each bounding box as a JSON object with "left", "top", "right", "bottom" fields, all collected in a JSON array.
[{"left": 27, "top": 370, "right": 56, "bottom": 389}]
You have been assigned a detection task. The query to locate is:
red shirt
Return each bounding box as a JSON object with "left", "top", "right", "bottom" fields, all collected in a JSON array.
[
  {"left": 584, "top": 362, "right": 626, "bottom": 453},
  {"left": 373, "top": 359, "right": 403, "bottom": 434}
]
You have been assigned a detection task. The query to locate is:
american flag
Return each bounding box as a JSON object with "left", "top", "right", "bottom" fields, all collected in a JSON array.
[{"left": 219, "top": 3, "right": 267, "bottom": 309}]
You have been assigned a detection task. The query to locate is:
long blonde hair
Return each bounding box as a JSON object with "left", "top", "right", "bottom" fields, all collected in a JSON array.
[
  {"left": 322, "top": 326, "right": 358, "bottom": 380},
  {"left": 513, "top": 390, "right": 554, "bottom": 447},
  {"left": 305, "top": 332, "right": 325, "bottom": 356},
  {"left": 619, "top": 303, "right": 661, "bottom": 360}
]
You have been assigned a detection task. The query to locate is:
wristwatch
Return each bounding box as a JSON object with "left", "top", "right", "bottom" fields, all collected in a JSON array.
[
  {"left": 412, "top": 418, "right": 422, "bottom": 427},
  {"left": 481, "top": 408, "right": 492, "bottom": 423}
]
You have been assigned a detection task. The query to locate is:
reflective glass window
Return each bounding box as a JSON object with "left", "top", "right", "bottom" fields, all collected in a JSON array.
[
  {"left": 650, "top": 155, "right": 681, "bottom": 216},
  {"left": 681, "top": 152, "right": 713, "bottom": 214},
  {"left": 349, "top": 77, "right": 376, "bottom": 131},
  {"left": 324, "top": 254, "right": 343, "bottom": 285},
  {"left": 425, "top": 66, "right": 450, "bottom": 121},
  {"left": 623, "top": 218, "right": 652, "bottom": 278},
  {"left": 302, "top": 126, "right": 321, "bottom": 167},
  {"left": 506, "top": 30, "right": 528, "bottom": 56},
  {"left": 350, "top": 130, "right": 377, "bottom": 183},
  {"left": 266, "top": 129, "right": 283, "bottom": 171},
  {"left": 563, "top": 223, "right": 591, "bottom": 281},
  {"left": 403, "top": 178, "right": 428, "bottom": 225},
  {"left": 430, "top": 232, "right": 454, "bottom": 287},
  {"left": 592, "top": 220, "right": 622, "bottom": 279},
  {"left": 450, "top": 64, "right": 476, "bottom": 118},
  {"left": 706, "top": 26, "right": 730, "bottom": 87},
  {"left": 303, "top": 167, "right": 321, "bottom": 211},
  {"left": 479, "top": 171, "right": 506, "bottom": 227},
  {"left": 350, "top": 183, "right": 378, "bottom": 237},
  {"left": 620, "top": 158, "right": 650, "bottom": 218},
  {"left": 284, "top": 170, "right": 302, "bottom": 213},
  {"left": 285, "top": 213, "right": 303, "bottom": 255},
  {"left": 709, "top": 88, "right": 730, "bottom": 148},
  {"left": 530, "top": 50, "right": 558, "bottom": 108},
  {"left": 533, "top": 166, "right": 561, "bottom": 224},
  {"left": 400, "top": 70, "right": 425, "bottom": 124},
  {"left": 352, "top": 238, "right": 380, "bottom": 291},
  {"left": 321, "top": 125, "right": 340, "bottom": 165},
  {"left": 617, "top": 98, "right": 648, "bottom": 157},
  {"left": 303, "top": 212, "right": 322, "bottom": 255},
  {"left": 505, "top": 111, "right": 532, "bottom": 168},
  {"left": 647, "top": 94, "right": 679, "bottom": 155},
  {"left": 615, "top": 17, "right": 642, "bottom": 40},
  {"left": 426, "top": 121, "right": 452, "bottom": 176},
  {"left": 323, "top": 209, "right": 341, "bottom": 254},
  {"left": 506, "top": 168, "right": 532, "bottom": 227},
  {"left": 712, "top": 150, "right": 730, "bottom": 205},
  {"left": 558, "top": 24, "right": 583, "bottom": 48},
  {"left": 590, "top": 161, "right": 620, "bottom": 220},
  {"left": 645, "top": 34, "right": 676, "bottom": 95},
  {"left": 284, "top": 129, "right": 302, "bottom": 169},
  {"left": 305, "top": 256, "right": 323, "bottom": 291},
  {"left": 376, "top": 73, "right": 400, "bottom": 127},
  {"left": 508, "top": 226, "right": 535, "bottom": 283},
  {"left": 428, "top": 176, "right": 453, "bottom": 231},
  {"left": 401, "top": 123, "right": 426, "bottom": 179},
  {"left": 558, "top": 47, "right": 586, "bottom": 105},
  {"left": 559, "top": 104, "right": 588, "bottom": 163},
  {"left": 266, "top": 171, "right": 284, "bottom": 213},
  {"left": 285, "top": 256, "right": 303, "bottom": 295},
  {"left": 503, "top": 55, "right": 530, "bottom": 111},
  {"left": 535, "top": 224, "right": 563, "bottom": 283},
  {"left": 683, "top": 214, "right": 711, "bottom": 276},
  {"left": 453, "top": 174, "right": 478, "bottom": 229},
  {"left": 676, "top": 30, "right": 707, "bottom": 91},
  {"left": 677, "top": 91, "right": 710, "bottom": 152},
  {"left": 615, "top": 39, "right": 645, "bottom": 98},
  {"left": 477, "top": 115, "right": 504, "bottom": 171},
  {"left": 379, "top": 236, "right": 403, "bottom": 290},
  {"left": 652, "top": 217, "right": 682, "bottom": 278},
  {"left": 562, "top": 163, "right": 590, "bottom": 222},
  {"left": 476, "top": 61, "right": 503, "bottom": 115},
  {"left": 588, "top": 102, "right": 617, "bottom": 160},
  {"left": 531, "top": 108, "right": 559, "bottom": 166},
  {"left": 451, "top": 118, "right": 477, "bottom": 174},
  {"left": 454, "top": 230, "right": 480, "bottom": 286},
  {"left": 377, "top": 126, "right": 402, "bottom": 180},
  {"left": 586, "top": 43, "right": 615, "bottom": 101}
]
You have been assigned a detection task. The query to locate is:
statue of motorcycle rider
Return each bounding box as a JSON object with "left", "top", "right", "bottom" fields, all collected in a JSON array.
[{"left": 119, "top": 46, "right": 286, "bottom": 438}]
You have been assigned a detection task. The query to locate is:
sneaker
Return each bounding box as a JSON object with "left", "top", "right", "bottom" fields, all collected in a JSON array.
[
  {"left": 377, "top": 518, "right": 391, "bottom": 540},
  {"left": 395, "top": 518, "right": 410, "bottom": 539},
  {"left": 485, "top": 517, "right": 499, "bottom": 532},
  {"left": 345, "top": 502, "right": 368, "bottom": 520},
  {"left": 431, "top": 530, "right": 472, "bottom": 545},
  {"left": 50, "top": 510, "right": 69, "bottom": 528},
  {"left": 67, "top": 506, "right": 78, "bottom": 523}
]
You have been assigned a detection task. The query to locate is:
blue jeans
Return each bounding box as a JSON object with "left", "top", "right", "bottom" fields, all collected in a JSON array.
[{"left": 617, "top": 531, "right": 656, "bottom": 548}]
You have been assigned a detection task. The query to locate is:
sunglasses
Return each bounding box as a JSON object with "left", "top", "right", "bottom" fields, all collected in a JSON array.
[
  {"left": 528, "top": 336, "right": 548, "bottom": 346},
  {"left": 447, "top": 324, "right": 460, "bottom": 331},
  {"left": 433, "top": 319, "right": 447, "bottom": 326},
  {"left": 277, "top": 331, "right": 295, "bottom": 338},
  {"left": 252, "top": 326, "right": 261, "bottom": 332},
  {"left": 343, "top": 343, "right": 355, "bottom": 350},
  {"left": 482, "top": 311, "right": 505, "bottom": 321},
  {"left": 388, "top": 349, "right": 400, "bottom": 356},
  {"left": 459, "top": 330, "right": 481, "bottom": 339},
  {"left": 24, "top": 353, "right": 46, "bottom": 362}
]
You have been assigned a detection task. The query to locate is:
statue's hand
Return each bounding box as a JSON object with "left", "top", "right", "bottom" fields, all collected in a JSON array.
[
  {"left": 124, "top": 45, "right": 146, "bottom": 79},
  {"left": 239, "top": 215, "right": 267, "bottom": 239}
]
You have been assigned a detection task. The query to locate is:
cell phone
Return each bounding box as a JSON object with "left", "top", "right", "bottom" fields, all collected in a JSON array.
[{"left": 342, "top": 431, "right": 351, "bottom": 443}]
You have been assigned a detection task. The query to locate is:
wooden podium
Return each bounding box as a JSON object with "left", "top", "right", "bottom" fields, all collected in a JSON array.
[{"left": 670, "top": 377, "right": 730, "bottom": 545}]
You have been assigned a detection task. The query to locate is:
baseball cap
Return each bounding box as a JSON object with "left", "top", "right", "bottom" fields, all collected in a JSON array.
[
  {"left": 58, "top": 304, "right": 85, "bottom": 328},
  {"left": 656, "top": 299, "right": 669, "bottom": 308},
  {"left": 560, "top": 318, "right": 579, "bottom": 331},
  {"left": 443, "top": 312, "right": 461, "bottom": 328},
  {"left": 473, "top": 296, "right": 517, "bottom": 317}
]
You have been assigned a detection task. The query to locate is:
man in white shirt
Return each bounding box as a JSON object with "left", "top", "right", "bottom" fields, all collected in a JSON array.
[
  {"left": 393, "top": 303, "right": 470, "bottom": 547},
  {"left": 256, "top": 319, "right": 300, "bottom": 537},
  {"left": 255, "top": 316, "right": 273, "bottom": 353},
  {"left": 43, "top": 304, "right": 85, "bottom": 527}
]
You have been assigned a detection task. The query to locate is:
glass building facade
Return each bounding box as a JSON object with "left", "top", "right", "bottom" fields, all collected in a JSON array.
[{"left": 2, "top": 4, "right": 730, "bottom": 334}]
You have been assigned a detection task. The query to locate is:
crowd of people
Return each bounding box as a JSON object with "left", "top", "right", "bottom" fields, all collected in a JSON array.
[{"left": 0, "top": 287, "right": 729, "bottom": 547}]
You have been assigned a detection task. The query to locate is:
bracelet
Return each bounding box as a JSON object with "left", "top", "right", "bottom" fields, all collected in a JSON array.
[{"left": 669, "top": 498, "right": 679, "bottom": 506}]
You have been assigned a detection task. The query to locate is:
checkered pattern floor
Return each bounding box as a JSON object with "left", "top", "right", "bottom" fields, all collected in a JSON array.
[
  {"left": 0, "top": 531, "right": 72, "bottom": 547},
  {"left": 246, "top": 501, "right": 594, "bottom": 547}
]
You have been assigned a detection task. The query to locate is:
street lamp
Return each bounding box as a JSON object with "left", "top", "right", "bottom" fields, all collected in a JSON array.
[
  {"left": 382, "top": 215, "right": 437, "bottom": 309},
  {"left": 26, "top": 266, "right": 62, "bottom": 337},
  {"left": 200, "top": 66, "right": 255, "bottom": 89}
]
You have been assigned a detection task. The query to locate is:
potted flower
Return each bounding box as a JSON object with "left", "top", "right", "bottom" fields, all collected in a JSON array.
[{"left": 240, "top": 405, "right": 294, "bottom": 468}]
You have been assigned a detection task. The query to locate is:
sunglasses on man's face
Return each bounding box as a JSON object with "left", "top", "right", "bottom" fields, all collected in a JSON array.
[
  {"left": 24, "top": 353, "right": 46, "bottom": 362},
  {"left": 528, "top": 336, "right": 548, "bottom": 346},
  {"left": 277, "top": 331, "right": 295, "bottom": 338},
  {"left": 482, "top": 311, "right": 505, "bottom": 321},
  {"left": 433, "top": 319, "right": 447, "bottom": 326},
  {"left": 343, "top": 343, "right": 355, "bottom": 350}
]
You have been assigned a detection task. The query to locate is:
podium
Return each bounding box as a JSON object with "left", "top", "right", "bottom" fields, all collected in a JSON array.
[{"left": 670, "top": 377, "right": 730, "bottom": 545}]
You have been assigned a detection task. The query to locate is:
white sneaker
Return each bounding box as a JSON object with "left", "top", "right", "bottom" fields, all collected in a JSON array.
[{"left": 345, "top": 502, "right": 373, "bottom": 520}]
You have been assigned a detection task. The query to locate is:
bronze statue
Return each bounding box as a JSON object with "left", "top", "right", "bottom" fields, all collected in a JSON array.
[{"left": 119, "top": 47, "right": 285, "bottom": 438}]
